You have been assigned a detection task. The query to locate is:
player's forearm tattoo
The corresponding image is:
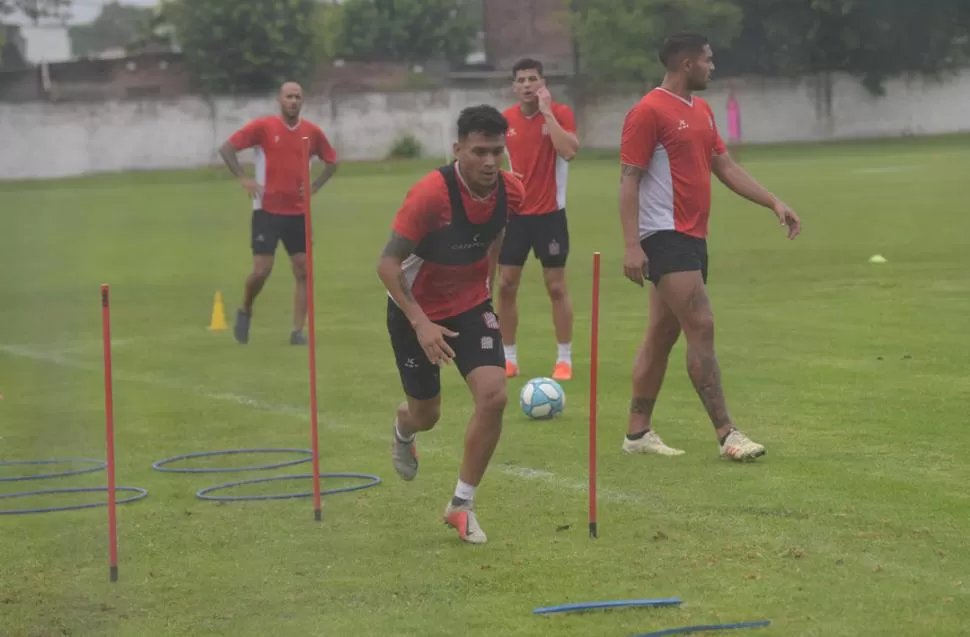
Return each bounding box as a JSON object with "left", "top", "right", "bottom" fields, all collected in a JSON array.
[
  {"left": 381, "top": 231, "right": 416, "bottom": 260},
  {"left": 630, "top": 397, "right": 656, "bottom": 416},
  {"left": 396, "top": 271, "right": 415, "bottom": 303},
  {"left": 621, "top": 163, "right": 643, "bottom": 179}
]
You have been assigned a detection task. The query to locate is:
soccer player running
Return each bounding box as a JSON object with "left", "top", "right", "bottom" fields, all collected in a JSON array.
[
  {"left": 618, "top": 33, "right": 801, "bottom": 461},
  {"left": 218, "top": 81, "right": 339, "bottom": 346},
  {"left": 498, "top": 58, "right": 580, "bottom": 381},
  {"left": 377, "top": 105, "right": 524, "bottom": 544}
]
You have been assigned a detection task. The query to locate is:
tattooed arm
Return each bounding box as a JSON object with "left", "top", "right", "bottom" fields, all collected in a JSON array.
[
  {"left": 376, "top": 231, "right": 428, "bottom": 326},
  {"left": 620, "top": 163, "right": 648, "bottom": 285}
]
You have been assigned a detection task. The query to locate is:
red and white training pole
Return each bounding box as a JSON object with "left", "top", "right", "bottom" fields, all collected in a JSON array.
[
  {"left": 301, "top": 137, "right": 323, "bottom": 522},
  {"left": 589, "top": 252, "right": 600, "bottom": 539},
  {"left": 101, "top": 283, "right": 119, "bottom": 580}
]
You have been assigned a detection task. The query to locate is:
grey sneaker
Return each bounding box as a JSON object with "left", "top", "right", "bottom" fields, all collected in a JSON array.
[
  {"left": 290, "top": 330, "right": 307, "bottom": 346},
  {"left": 234, "top": 309, "right": 251, "bottom": 344},
  {"left": 391, "top": 421, "right": 418, "bottom": 481}
]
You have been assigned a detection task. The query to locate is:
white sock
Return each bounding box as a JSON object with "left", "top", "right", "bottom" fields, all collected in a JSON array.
[
  {"left": 557, "top": 342, "right": 572, "bottom": 364},
  {"left": 454, "top": 479, "right": 477, "bottom": 502},
  {"left": 394, "top": 421, "right": 414, "bottom": 443},
  {"left": 504, "top": 344, "right": 518, "bottom": 365}
]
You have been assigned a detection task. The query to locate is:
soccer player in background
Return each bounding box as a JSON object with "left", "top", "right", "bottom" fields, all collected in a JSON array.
[
  {"left": 218, "top": 81, "right": 339, "bottom": 346},
  {"left": 377, "top": 105, "right": 524, "bottom": 544},
  {"left": 498, "top": 58, "right": 580, "bottom": 381},
  {"left": 618, "top": 33, "right": 801, "bottom": 461}
]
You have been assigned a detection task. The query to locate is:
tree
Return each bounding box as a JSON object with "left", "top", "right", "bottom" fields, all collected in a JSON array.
[
  {"left": 69, "top": 1, "right": 154, "bottom": 57},
  {"left": 0, "top": 0, "right": 70, "bottom": 22},
  {"left": 718, "top": 0, "right": 970, "bottom": 95},
  {"left": 164, "top": 0, "right": 317, "bottom": 95},
  {"left": 339, "top": 0, "right": 475, "bottom": 65},
  {"left": 570, "top": 0, "right": 744, "bottom": 87}
]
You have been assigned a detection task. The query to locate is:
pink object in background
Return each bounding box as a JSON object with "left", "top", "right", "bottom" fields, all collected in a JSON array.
[{"left": 727, "top": 92, "right": 741, "bottom": 142}]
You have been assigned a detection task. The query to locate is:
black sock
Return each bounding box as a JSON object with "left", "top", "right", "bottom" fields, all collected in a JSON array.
[{"left": 626, "top": 430, "right": 650, "bottom": 441}]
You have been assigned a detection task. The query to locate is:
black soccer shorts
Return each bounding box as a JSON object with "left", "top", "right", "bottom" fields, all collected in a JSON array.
[
  {"left": 251, "top": 209, "right": 307, "bottom": 257},
  {"left": 640, "top": 230, "right": 709, "bottom": 285},
  {"left": 498, "top": 209, "right": 569, "bottom": 268},
  {"left": 386, "top": 299, "right": 506, "bottom": 401}
]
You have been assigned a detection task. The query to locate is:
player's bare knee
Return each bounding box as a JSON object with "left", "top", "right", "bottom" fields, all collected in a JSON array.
[
  {"left": 252, "top": 264, "right": 273, "bottom": 280},
  {"left": 499, "top": 274, "right": 520, "bottom": 299},
  {"left": 682, "top": 311, "right": 715, "bottom": 344},
  {"left": 475, "top": 383, "right": 508, "bottom": 416},
  {"left": 410, "top": 403, "right": 440, "bottom": 431},
  {"left": 545, "top": 279, "right": 568, "bottom": 303}
]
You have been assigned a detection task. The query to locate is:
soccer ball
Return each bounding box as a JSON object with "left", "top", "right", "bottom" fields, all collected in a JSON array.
[{"left": 519, "top": 377, "right": 566, "bottom": 420}]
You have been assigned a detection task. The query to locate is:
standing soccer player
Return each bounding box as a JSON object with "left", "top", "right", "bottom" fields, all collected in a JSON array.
[
  {"left": 498, "top": 58, "right": 580, "bottom": 381},
  {"left": 618, "top": 33, "right": 801, "bottom": 461},
  {"left": 377, "top": 105, "right": 524, "bottom": 544},
  {"left": 219, "top": 81, "right": 339, "bottom": 345}
]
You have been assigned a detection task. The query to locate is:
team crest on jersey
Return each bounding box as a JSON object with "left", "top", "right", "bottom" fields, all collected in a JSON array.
[
  {"left": 507, "top": 128, "right": 517, "bottom": 137},
  {"left": 541, "top": 124, "right": 549, "bottom": 136},
  {"left": 548, "top": 239, "right": 561, "bottom": 256},
  {"left": 483, "top": 311, "right": 500, "bottom": 330}
]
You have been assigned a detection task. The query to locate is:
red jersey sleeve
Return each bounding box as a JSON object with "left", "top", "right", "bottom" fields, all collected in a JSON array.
[
  {"left": 313, "top": 127, "right": 338, "bottom": 163},
  {"left": 503, "top": 172, "right": 526, "bottom": 215},
  {"left": 391, "top": 172, "right": 447, "bottom": 244},
  {"left": 228, "top": 118, "right": 264, "bottom": 151},
  {"left": 553, "top": 103, "right": 577, "bottom": 133},
  {"left": 620, "top": 103, "right": 658, "bottom": 169}
]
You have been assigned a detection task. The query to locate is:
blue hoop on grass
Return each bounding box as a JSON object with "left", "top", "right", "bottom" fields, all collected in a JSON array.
[
  {"left": 151, "top": 448, "right": 313, "bottom": 473},
  {"left": 633, "top": 619, "right": 772, "bottom": 637},
  {"left": 0, "top": 458, "right": 107, "bottom": 482},
  {"left": 0, "top": 486, "right": 149, "bottom": 515},
  {"left": 196, "top": 473, "right": 382, "bottom": 502},
  {"left": 533, "top": 598, "right": 683, "bottom": 615}
]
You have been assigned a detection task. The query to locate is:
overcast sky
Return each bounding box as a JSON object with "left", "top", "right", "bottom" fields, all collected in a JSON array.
[{"left": 67, "top": 0, "right": 159, "bottom": 24}]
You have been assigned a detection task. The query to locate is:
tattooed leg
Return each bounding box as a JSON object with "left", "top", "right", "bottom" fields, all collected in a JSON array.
[{"left": 656, "top": 271, "right": 735, "bottom": 440}]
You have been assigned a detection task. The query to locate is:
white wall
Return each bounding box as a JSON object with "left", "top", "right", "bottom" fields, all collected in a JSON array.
[{"left": 2, "top": 70, "right": 969, "bottom": 180}]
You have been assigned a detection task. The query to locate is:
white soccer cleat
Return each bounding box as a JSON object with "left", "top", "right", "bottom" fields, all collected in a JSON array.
[
  {"left": 622, "top": 430, "right": 686, "bottom": 456},
  {"left": 720, "top": 429, "right": 766, "bottom": 462},
  {"left": 443, "top": 500, "right": 487, "bottom": 544}
]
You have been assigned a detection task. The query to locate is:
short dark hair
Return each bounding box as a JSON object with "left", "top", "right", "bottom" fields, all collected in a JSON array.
[
  {"left": 658, "top": 33, "right": 709, "bottom": 68},
  {"left": 457, "top": 105, "right": 508, "bottom": 140},
  {"left": 512, "top": 57, "right": 543, "bottom": 78}
]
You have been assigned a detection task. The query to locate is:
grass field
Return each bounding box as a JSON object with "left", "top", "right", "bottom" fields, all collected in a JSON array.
[{"left": 2, "top": 135, "right": 969, "bottom": 637}]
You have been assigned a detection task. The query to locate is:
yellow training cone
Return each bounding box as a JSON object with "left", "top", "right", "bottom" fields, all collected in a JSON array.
[{"left": 208, "top": 291, "right": 228, "bottom": 332}]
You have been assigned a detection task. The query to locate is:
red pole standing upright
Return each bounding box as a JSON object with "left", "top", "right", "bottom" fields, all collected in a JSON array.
[
  {"left": 302, "top": 137, "right": 323, "bottom": 522},
  {"left": 589, "top": 252, "right": 600, "bottom": 538},
  {"left": 101, "top": 283, "right": 119, "bottom": 580}
]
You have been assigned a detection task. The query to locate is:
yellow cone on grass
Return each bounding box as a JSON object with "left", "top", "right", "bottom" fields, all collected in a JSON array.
[
  {"left": 208, "top": 291, "right": 228, "bottom": 332},
  {"left": 868, "top": 254, "right": 887, "bottom": 264}
]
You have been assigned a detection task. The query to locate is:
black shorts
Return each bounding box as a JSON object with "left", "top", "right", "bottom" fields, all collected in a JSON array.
[
  {"left": 640, "top": 230, "right": 709, "bottom": 285},
  {"left": 387, "top": 299, "right": 505, "bottom": 401},
  {"left": 251, "top": 209, "right": 306, "bottom": 257},
  {"left": 498, "top": 209, "right": 569, "bottom": 268}
]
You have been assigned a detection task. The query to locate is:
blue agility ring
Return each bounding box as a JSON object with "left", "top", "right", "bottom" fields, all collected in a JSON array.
[
  {"left": 0, "top": 458, "right": 107, "bottom": 482},
  {"left": 0, "top": 486, "right": 149, "bottom": 515},
  {"left": 633, "top": 619, "right": 772, "bottom": 637},
  {"left": 196, "top": 472, "right": 382, "bottom": 502},
  {"left": 151, "top": 448, "right": 313, "bottom": 473},
  {"left": 533, "top": 598, "right": 682, "bottom": 615}
]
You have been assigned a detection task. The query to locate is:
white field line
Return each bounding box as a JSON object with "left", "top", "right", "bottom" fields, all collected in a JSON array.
[{"left": 0, "top": 344, "right": 649, "bottom": 506}]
